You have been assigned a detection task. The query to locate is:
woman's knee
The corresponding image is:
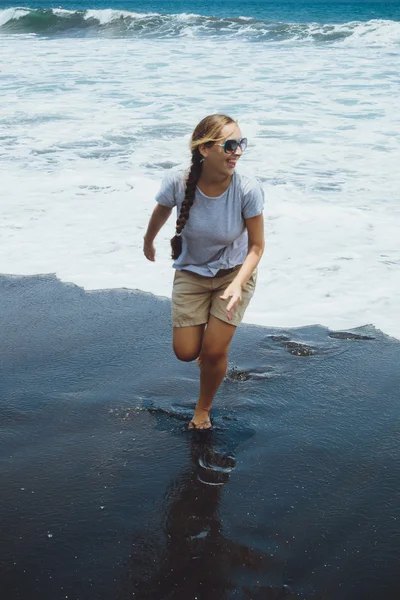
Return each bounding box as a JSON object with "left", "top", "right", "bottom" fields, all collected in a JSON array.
[
  {"left": 173, "top": 343, "right": 199, "bottom": 362},
  {"left": 199, "top": 346, "right": 227, "bottom": 365},
  {"left": 172, "top": 341, "right": 200, "bottom": 362},
  {"left": 173, "top": 325, "right": 204, "bottom": 362}
]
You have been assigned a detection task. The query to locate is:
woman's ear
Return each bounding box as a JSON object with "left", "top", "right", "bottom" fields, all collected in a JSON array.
[{"left": 199, "top": 143, "right": 210, "bottom": 159}]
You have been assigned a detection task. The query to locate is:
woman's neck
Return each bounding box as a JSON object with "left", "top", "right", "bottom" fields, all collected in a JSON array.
[
  {"left": 197, "top": 167, "right": 232, "bottom": 196},
  {"left": 199, "top": 165, "right": 231, "bottom": 186}
]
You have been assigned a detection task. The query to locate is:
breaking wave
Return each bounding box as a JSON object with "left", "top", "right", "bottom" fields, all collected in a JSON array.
[{"left": 1, "top": 7, "right": 399, "bottom": 45}]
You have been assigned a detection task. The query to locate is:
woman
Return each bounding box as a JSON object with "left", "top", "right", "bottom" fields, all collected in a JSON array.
[{"left": 143, "top": 114, "right": 265, "bottom": 430}]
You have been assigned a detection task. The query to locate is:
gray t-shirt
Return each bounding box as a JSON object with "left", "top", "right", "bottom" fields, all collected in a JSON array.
[{"left": 155, "top": 169, "right": 264, "bottom": 276}]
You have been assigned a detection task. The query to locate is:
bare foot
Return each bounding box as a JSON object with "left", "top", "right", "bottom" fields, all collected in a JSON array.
[{"left": 188, "top": 406, "right": 212, "bottom": 430}]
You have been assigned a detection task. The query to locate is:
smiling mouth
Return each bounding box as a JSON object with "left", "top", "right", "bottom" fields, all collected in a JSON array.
[{"left": 227, "top": 159, "right": 238, "bottom": 168}]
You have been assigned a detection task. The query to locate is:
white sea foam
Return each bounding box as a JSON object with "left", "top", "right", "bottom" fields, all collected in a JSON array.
[
  {"left": 338, "top": 19, "right": 400, "bottom": 46},
  {"left": 83, "top": 9, "right": 160, "bottom": 24},
  {"left": 0, "top": 7, "right": 29, "bottom": 26},
  {"left": 175, "top": 13, "right": 202, "bottom": 20},
  {"left": 1, "top": 34, "right": 399, "bottom": 338}
]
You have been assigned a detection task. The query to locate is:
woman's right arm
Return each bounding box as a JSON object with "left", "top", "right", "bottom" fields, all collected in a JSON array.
[{"left": 143, "top": 204, "right": 173, "bottom": 262}]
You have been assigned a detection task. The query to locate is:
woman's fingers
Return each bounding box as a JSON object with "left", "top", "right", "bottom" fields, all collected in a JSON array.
[
  {"left": 143, "top": 242, "right": 156, "bottom": 261},
  {"left": 220, "top": 283, "right": 242, "bottom": 319},
  {"left": 222, "top": 293, "right": 241, "bottom": 320},
  {"left": 226, "top": 295, "right": 238, "bottom": 312}
]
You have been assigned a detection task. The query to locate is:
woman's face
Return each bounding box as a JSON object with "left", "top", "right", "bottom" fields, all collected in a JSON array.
[{"left": 201, "top": 123, "right": 244, "bottom": 178}]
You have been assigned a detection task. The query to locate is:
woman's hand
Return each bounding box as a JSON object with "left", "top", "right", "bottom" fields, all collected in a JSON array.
[
  {"left": 220, "top": 281, "right": 242, "bottom": 321},
  {"left": 143, "top": 236, "right": 156, "bottom": 262}
]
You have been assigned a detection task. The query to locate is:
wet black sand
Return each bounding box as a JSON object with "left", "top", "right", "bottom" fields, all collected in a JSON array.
[{"left": 1, "top": 274, "right": 400, "bottom": 600}]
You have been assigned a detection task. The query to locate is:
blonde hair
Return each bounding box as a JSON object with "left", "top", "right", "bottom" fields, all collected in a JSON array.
[
  {"left": 190, "top": 114, "right": 237, "bottom": 152},
  {"left": 171, "top": 114, "right": 237, "bottom": 260}
]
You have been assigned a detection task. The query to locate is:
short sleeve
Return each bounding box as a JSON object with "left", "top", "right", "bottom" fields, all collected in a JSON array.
[
  {"left": 242, "top": 180, "right": 264, "bottom": 219},
  {"left": 155, "top": 171, "right": 177, "bottom": 208}
]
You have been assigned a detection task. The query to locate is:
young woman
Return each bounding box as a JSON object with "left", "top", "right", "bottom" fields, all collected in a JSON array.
[{"left": 143, "top": 114, "right": 265, "bottom": 430}]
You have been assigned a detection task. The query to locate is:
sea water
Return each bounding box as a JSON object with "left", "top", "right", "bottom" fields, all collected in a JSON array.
[{"left": 1, "top": 0, "right": 400, "bottom": 339}]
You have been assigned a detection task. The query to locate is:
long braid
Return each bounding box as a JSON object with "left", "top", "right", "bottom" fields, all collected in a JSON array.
[{"left": 170, "top": 148, "right": 203, "bottom": 260}]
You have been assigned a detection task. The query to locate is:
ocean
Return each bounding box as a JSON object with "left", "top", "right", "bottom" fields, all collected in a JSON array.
[
  {"left": 1, "top": 1, "right": 400, "bottom": 599},
  {"left": 1, "top": 0, "right": 400, "bottom": 336}
]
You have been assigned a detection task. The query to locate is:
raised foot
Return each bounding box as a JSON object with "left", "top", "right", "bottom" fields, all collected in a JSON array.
[{"left": 188, "top": 406, "right": 212, "bottom": 430}]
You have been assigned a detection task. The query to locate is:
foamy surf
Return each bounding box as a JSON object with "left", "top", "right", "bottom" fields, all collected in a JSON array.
[{"left": 1, "top": 9, "right": 399, "bottom": 340}]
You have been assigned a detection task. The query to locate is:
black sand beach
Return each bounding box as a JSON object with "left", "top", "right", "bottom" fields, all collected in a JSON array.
[{"left": 1, "top": 274, "right": 400, "bottom": 599}]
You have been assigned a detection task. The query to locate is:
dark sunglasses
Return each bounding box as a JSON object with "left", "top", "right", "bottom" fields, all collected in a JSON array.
[{"left": 217, "top": 137, "right": 248, "bottom": 154}]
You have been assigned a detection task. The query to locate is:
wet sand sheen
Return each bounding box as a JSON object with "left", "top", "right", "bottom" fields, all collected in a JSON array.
[{"left": 1, "top": 274, "right": 399, "bottom": 599}]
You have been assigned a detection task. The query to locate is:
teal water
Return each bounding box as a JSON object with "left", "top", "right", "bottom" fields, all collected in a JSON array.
[{"left": 1, "top": 0, "right": 400, "bottom": 25}]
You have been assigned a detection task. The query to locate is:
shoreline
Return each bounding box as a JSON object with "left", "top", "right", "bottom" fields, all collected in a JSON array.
[{"left": 1, "top": 270, "right": 398, "bottom": 342}]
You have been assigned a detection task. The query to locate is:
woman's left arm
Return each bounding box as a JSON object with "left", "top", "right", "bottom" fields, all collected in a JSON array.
[
  {"left": 234, "top": 213, "right": 265, "bottom": 286},
  {"left": 220, "top": 213, "right": 265, "bottom": 320}
]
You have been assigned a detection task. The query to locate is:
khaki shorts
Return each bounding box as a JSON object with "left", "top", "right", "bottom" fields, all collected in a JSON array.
[{"left": 172, "top": 265, "right": 257, "bottom": 328}]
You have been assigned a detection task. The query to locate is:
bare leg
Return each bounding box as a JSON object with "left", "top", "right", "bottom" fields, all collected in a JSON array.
[
  {"left": 189, "top": 315, "right": 236, "bottom": 429},
  {"left": 173, "top": 324, "right": 206, "bottom": 362}
]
